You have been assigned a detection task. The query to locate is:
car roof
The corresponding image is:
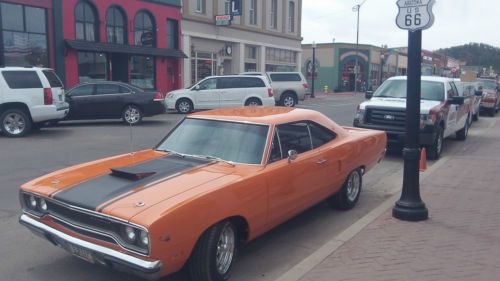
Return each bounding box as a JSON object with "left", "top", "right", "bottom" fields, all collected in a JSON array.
[
  {"left": 388, "top": 76, "right": 454, "bottom": 82},
  {"left": 0, "top": 66, "right": 53, "bottom": 71}
]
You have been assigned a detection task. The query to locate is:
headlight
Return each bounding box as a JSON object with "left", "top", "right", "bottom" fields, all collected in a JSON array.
[
  {"left": 355, "top": 107, "right": 365, "bottom": 123},
  {"left": 166, "top": 93, "right": 176, "bottom": 99},
  {"left": 39, "top": 198, "right": 48, "bottom": 212},
  {"left": 139, "top": 230, "right": 149, "bottom": 246},
  {"left": 29, "top": 195, "right": 37, "bottom": 209},
  {"left": 124, "top": 226, "right": 137, "bottom": 243},
  {"left": 120, "top": 225, "right": 150, "bottom": 253}
]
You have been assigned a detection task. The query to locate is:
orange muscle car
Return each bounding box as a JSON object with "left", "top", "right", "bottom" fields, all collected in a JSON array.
[{"left": 19, "top": 107, "right": 387, "bottom": 281}]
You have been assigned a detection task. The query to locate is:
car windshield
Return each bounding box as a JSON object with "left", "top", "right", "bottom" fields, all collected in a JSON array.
[
  {"left": 373, "top": 80, "right": 445, "bottom": 101},
  {"left": 479, "top": 79, "right": 497, "bottom": 90},
  {"left": 156, "top": 118, "right": 269, "bottom": 165}
]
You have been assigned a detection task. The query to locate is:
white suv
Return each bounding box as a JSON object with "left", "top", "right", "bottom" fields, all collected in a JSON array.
[
  {"left": 166, "top": 75, "right": 275, "bottom": 113},
  {"left": 0, "top": 67, "right": 69, "bottom": 137}
]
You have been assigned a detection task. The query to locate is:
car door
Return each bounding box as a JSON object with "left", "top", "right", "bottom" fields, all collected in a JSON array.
[
  {"left": 218, "top": 77, "right": 246, "bottom": 107},
  {"left": 265, "top": 122, "right": 333, "bottom": 227},
  {"left": 444, "top": 82, "right": 459, "bottom": 137},
  {"left": 192, "top": 78, "right": 219, "bottom": 109},
  {"left": 91, "top": 83, "right": 126, "bottom": 118},
  {"left": 65, "top": 84, "right": 95, "bottom": 119}
]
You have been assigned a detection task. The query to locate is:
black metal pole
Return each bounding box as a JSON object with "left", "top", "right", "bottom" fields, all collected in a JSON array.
[
  {"left": 354, "top": 5, "right": 360, "bottom": 93},
  {"left": 311, "top": 46, "right": 316, "bottom": 98},
  {"left": 392, "top": 30, "right": 428, "bottom": 221}
]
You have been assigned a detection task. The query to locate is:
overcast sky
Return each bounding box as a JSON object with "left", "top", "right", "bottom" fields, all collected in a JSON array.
[{"left": 302, "top": 0, "right": 500, "bottom": 51}]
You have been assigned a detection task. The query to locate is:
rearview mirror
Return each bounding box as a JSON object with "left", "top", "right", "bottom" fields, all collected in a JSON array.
[
  {"left": 448, "top": 96, "right": 464, "bottom": 105},
  {"left": 365, "top": 91, "right": 373, "bottom": 99},
  {"left": 288, "top": 150, "right": 298, "bottom": 163}
]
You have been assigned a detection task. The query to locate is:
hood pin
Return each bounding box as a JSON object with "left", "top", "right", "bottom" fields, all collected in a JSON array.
[{"left": 135, "top": 201, "right": 145, "bottom": 207}]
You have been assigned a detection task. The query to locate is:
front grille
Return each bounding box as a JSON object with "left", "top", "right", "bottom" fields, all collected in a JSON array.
[{"left": 366, "top": 108, "right": 406, "bottom": 127}]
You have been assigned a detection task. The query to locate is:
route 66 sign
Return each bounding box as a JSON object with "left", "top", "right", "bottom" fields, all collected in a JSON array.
[{"left": 396, "top": 0, "right": 435, "bottom": 31}]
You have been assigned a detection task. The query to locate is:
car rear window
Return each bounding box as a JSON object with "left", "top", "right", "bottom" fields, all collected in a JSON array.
[
  {"left": 240, "top": 77, "right": 266, "bottom": 88},
  {"left": 2, "top": 71, "right": 42, "bottom": 89},
  {"left": 269, "top": 73, "right": 302, "bottom": 82},
  {"left": 96, "top": 84, "right": 120, "bottom": 95},
  {"left": 42, "top": 70, "right": 63, "bottom": 88}
]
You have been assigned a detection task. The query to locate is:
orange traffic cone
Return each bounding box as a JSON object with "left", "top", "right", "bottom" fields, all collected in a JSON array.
[{"left": 419, "top": 148, "right": 427, "bottom": 172}]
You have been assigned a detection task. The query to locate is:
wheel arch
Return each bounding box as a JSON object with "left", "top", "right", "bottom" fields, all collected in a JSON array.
[
  {"left": 244, "top": 96, "right": 263, "bottom": 105},
  {"left": 0, "top": 102, "right": 32, "bottom": 119}
]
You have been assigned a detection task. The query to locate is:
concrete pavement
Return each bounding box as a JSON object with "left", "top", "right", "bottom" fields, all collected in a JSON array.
[{"left": 276, "top": 116, "right": 500, "bottom": 281}]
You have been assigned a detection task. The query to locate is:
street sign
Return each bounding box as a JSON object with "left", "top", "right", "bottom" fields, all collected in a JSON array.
[
  {"left": 396, "top": 0, "right": 435, "bottom": 31},
  {"left": 230, "top": 0, "right": 242, "bottom": 16},
  {"left": 215, "top": 15, "right": 232, "bottom": 26}
]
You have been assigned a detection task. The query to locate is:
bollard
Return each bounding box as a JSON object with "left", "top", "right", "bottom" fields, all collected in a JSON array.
[{"left": 323, "top": 85, "right": 329, "bottom": 94}]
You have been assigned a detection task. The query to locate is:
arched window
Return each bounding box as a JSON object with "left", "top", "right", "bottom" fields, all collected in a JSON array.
[
  {"left": 106, "top": 7, "right": 126, "bottom": 44},
  {"left": 134, "top": 11, "right": 155, "bottom": 47},
  {"left": 75, "top": 1, "right": 98, "bottom": 41}
]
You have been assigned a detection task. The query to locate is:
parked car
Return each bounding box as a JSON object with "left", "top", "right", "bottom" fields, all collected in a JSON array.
[
  {"left": 456, "top": 80, "right": 483, "bottom": 122},
  {"left": 477, "top": 78, "right": 500, "bottom": 116},
  {"left": 19, "top": 107, "right": 386, "bottom": 281},
  {"left": 64, "top": 82, "right": 166, "bottom": 125},
  {"left": 354, "top": 76, "right": 471, "bottom": 160},
  {"left": 165, "top": 75, "right": 275, "bottom": 113},
  {"left": 240, "top": 72, "right": 309, "bottom": 107},
  {"left": 0, "top": 67, "right": 68, "bottom": 137}
]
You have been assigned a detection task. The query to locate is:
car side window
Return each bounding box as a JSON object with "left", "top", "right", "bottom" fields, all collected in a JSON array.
[
  {"left": 218, "top": 77, "right": 241, "bottom": 89},
  {"left": 70, "top": 85, "right": 94, "bottom": 97},
  {"left": 96, "top": 84, "right": 120, "bottom": 95},
  {"left": 269, "top": 73, "right": 302, "bottom": 82},
  {"left": 2, "top": 71, "right": 42, "bottom": 89},
  {"left": 277, "top": 122, "right": 313, "bottom": 155},
  {"left": 309, "top": 122, "right": 336, "bottom": 148},
  {"left": 240, "top": 77, "right": 265, "bottom": 88},
  {"left": 197, "top": 78, "right": 217, "bottom": 90},
  {"left": 268, "top": 131, "right": 283, "bottom": 164},
  {"left": 447, "top": 83, "right": 457, "bottom": 98}
]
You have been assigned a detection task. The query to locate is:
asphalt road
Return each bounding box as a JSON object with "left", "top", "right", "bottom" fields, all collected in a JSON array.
[{"left": 0, "top": 93, "right": 485, "bottom": 281}]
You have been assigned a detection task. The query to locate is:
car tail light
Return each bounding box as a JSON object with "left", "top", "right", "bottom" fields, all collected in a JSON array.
[
  {"left": 268, "top": 88, "right": 274, "bottom": 97},
  {"left": 303, "top": 83, "right": 309, "bottom": 89},
  {"left": 44, "top": 88, "right": 53, "bottom": 105},
  {"left": 153, "top": 92, "right": 164, "bottom": 101}
]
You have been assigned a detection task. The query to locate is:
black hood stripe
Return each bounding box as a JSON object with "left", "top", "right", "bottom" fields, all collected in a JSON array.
[{"left": 53, "top": 155, "right": 211, "bottom": 211}]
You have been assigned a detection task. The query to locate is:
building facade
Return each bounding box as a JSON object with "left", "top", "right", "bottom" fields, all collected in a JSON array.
[
  {"left": 1, "top": 0, "right": 185, "bottom": 92},
  {"left": 302, "top": 43, "right": 408, "bottom": 92},
  {"left": 181, "top": 0, "right": 302, "bottom": 86}
]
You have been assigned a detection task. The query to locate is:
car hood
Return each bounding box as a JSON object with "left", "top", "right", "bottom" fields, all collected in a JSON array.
[
  {"left": 360, "top": 97, "right": 442, "bottom": 114},
  {"left": 21, "top": 150, "right": 243, "bottom": 222}
]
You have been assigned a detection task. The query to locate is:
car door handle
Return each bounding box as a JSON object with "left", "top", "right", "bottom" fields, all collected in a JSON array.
[{"left": 316, "top": 159, "right": 327, "bottom": 165}]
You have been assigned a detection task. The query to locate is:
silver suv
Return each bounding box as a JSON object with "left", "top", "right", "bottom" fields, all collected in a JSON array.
[
  {"left": 240, "top": 72, "right": 309, "bottom": 107},
  {"left": 0, "top": 67, "right": 68, "bottom": 137}
]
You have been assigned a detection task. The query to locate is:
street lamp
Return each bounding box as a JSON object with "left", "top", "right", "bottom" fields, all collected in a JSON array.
[
  {"left": 311, "top": 41, "right": 316, "bottom": 98},
  {"left": 352, "top": 4, "right": 361, "bottom": 93},
  {"left": 380, "top": 52, "right": 388, "bottom": 86}
]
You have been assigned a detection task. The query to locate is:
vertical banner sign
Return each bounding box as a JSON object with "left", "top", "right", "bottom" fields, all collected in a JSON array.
[
  {"left": 392, "top": 0, "right": 435, "bottom": 222},
  {"left": 231, "top": 0, "right": 242, "bottom": 16}
]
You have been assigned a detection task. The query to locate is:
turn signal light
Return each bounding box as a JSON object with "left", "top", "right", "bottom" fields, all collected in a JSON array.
[
  {"left": 153, "top": 92, "right": 164, "bottom": 101},
  {"left": 44, "top": 88, "right": 53, "bottom": 105}
]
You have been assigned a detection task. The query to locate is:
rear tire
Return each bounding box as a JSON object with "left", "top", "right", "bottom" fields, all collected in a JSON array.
[
  {"left": 280, "top": 92, "right": 297, "bottom": 107},
  {"left": 327, "top": 168, "right": 362, "bottom": 210},
  {"left": 1, "top": 108, "right": 32, "bottom": 137},
  {"left": 189, "top": 220, "right": 237, "bottom": 281},
  {"left": 122, "top": 105, "right": 142, "bottom": 125},
  {"left": 427, "top": 126, "right": 443, "bottom": 160},
  {"left": 245, "top": 98, "right": 262, "bottom": 106}
]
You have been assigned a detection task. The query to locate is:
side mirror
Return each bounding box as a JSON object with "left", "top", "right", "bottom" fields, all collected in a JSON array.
[
  {"left": 475, "top": 90, "right": 483, "bottom": 96},
  {"left": 365, "top": 91, "right": 373, "bottom": 99},
  {"left": 287, "top": 150, "right": 298, "bottom": 163},
  {"left": 448, "top": 96, "right": 464, "bottom": 105},
  {"left": 193, "top": 85, "right": 200, "bottom": 91}
]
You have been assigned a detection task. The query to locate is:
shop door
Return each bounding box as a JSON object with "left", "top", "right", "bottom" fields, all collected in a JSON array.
[{"left": 111, "top": 54, "right": 129, "bottom": 83}]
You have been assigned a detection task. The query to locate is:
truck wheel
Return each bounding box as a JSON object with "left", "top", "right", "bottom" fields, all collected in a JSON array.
[
  {"left": 1, "top": 108, "right": 32, "bottom": 137},
  {"left": 280, "top": 92, "right": 297, "bottom": 107},
  {"left": 427, "top": 127, "right": 443, "bottom": 160},
  {"left": 456, "top": 116, "right": 469, "bottom": 141},
  {"left": 327, "top": 168, "right": 362, "bottom": 210},
  {"left": 189, "top": 220, "right": 237, "bottom": 281},
  {"left": 472, "top": 112, "right": 479, "bottom": 121},
  {"left": 488, "top": 107, "right": 495, "bottom": 117}
]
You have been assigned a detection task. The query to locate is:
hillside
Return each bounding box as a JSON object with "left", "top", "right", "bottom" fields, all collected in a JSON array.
[{"left": 437, "top": 43, "right": 500, "bottom": 72}]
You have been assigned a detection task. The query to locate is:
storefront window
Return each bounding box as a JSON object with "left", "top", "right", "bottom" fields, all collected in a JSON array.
[
  {"left": 106, "top": 7, "right": 126, "bottom": 44},
  {"left": 134, "top": 11, "right": 155, "bottom": 47},
  {"left": 78, "top": 52, "right": 107, "bottom": 82},
  {"left": 166, "top": 19, "right": 179, "bottom": 49},
  {"left": 75, "top": 1, "right": 98, "bottom": 41},
  {"left": 131, "top": 56, "right": 155, "bottom": 89},
  {"left": 191, "top": 52, "right": 216, "bottom": 85},
  {"left": 1, "top": 3, "right": 48, "bottom": 67},
  {"left": 245, "top": 63, "right": 257, "bottom": 72}
]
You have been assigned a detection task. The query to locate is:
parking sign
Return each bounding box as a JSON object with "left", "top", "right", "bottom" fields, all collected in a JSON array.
[{"left": 396, "top": 0, "right": 435, "bottom": 31}]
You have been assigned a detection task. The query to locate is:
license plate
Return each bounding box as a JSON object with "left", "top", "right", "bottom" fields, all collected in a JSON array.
[{"left": 68, "top": 243, "right": 95, "bottom": 264}]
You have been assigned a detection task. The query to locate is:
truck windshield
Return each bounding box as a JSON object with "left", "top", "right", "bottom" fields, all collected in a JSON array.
[
  {"left": 478, "top": 79, "right": 497, "bottom": 90},
  {"left": 374, "top": 80, "right": 445, "bottom": 101}
]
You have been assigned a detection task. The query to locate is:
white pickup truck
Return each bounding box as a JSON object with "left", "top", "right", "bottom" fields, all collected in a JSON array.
[{"left": 353, "top": 76, "right": 471, "bottom": 160}]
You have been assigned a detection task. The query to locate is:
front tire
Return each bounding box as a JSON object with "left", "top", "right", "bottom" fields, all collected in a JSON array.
[
  {"left": 327, "top": 168, "right": 362, "bottom": 210},
  {"left": 456, "top": 116, "right": 469, "bottom": 141},
  {"left": 245, "top": 98, "right": 262, "bottom": 106},
  {"left": 1, "top": 108, "right": 32, "bottom": 137},
  {"left": 189, "top": 220, "right": 237, "bottom": 281},
  {"left": 122, "top": 105, "right": 142, "bottom": 125},
  {"left": 176, "top": 99, "right": 193, "bottom": 114},
  {"left": 472, "top": 111, "right": 479, "bottom": 121},
  {"left": 427, "top": 126, "right": 443, "bottom": 160}
]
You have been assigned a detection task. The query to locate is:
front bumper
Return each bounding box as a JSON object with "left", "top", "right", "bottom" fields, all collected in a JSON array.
[
  {"left": 19, "top": 214, "right": 162, "bottom": 280},
  {"left": 353, "top": 120, "right": 437, "bottom": 146}
]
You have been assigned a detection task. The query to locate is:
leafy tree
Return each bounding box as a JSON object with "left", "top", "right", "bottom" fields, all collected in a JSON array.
[{"left": 437, "top": 43, "right": 500, "bottom": 72}]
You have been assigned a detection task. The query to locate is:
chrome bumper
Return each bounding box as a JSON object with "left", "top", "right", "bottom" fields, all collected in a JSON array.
[{"left": 19, "top": 214, "right": 162, "bottom": 280}]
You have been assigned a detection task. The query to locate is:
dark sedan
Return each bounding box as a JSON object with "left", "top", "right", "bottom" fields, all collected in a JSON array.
[{"left": 64, "top": 82, "right": 166, "bottom": 125}]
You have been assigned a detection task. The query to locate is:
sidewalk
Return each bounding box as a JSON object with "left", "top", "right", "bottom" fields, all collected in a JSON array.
[
  {"left": 304, "top": 91, "right": 359, "bottom": 100},
  {"left": 287, "top": 118, "right": 500, "bottom": 281}
]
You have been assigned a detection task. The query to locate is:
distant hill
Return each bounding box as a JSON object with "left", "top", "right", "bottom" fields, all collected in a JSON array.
[{"left": 437, "top": 43, "right": 500, "bottom": 72}]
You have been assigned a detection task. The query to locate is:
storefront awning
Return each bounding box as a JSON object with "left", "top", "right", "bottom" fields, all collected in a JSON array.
[{"left": 65, "top": 40, "right": 188, "bottom": 59}]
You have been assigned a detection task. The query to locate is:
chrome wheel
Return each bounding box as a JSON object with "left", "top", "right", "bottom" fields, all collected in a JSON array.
[
  {"left": 283, "top": 95, "right": 296, "bottom": 107},
  {"left": 178, "top": 100, "right": 191, "bottom": 113},
  {"left": 215, "top": 223, "right": 235, "bottom": 275},
  {"left": 3, "top": 112, "right": 26, "bottom": 135},
  {"left": 124, "top": 106, "right": 141, "bottom": 124},
  {"left": 346, "top": 171, "right": 361, "bottom": 202}
]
